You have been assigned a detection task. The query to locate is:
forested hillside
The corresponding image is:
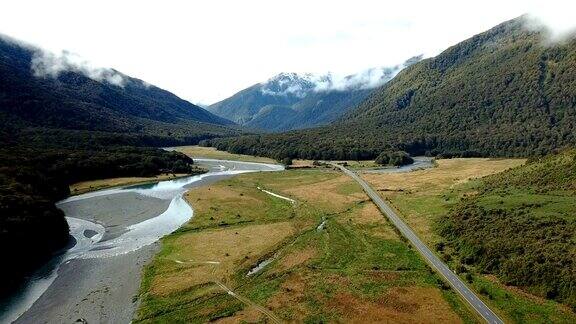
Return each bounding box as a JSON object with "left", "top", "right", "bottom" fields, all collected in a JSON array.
[
  {"left": 206, "top": 17, "right": 576, "bottom": 160},
  {"left": 437, "top": 150, "right": 576, "bottom": 309},
  {"left": 0, "top": 35, "right": 239, "bottom": 146},
  {"left": 0, "top": 34, "right": 237, "bottom": 296}
]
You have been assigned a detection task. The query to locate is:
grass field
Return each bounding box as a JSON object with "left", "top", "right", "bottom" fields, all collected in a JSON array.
[
  {"left": 361, "top": 158, "right": 576, "bottom": 323},
  {"left": 170, "top": 146, "right": 277, "bottom": 164},
  {"left": 70, "top": 173, "right": 189, "bottom": 195},
  {"left": 360, "top": 158, "right": 525, "bottom": 244},
  {"left": 135, "top": 169, "right": 478, "bottom": 323}
]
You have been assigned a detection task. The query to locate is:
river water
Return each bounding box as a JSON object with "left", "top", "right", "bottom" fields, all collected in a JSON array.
[
  {"left": 0, "top": 159, "right": 282, "bottom": 323},
  {"left": 360, "top": 156, "right": 434, "bottom": 173}
]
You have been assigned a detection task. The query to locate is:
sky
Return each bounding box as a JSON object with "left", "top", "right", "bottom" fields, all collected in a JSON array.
[{"left": 0, "top": 0, "right": 574, "bottom": 105}]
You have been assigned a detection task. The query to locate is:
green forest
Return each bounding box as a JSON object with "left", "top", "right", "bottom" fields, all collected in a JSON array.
[
  {"left": 204, "top": 18, "right": 576, "bottom": 160},
  {"left": 437, "top": 150, "right": 576, "bottom": 310}
]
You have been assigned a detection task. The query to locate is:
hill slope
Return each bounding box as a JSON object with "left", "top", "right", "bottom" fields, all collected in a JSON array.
[
  {"left": 0, "top": 35, "right": 238, "bottom": 146},
  {"left": 208, "top": 61, "right": 419, "bottom": 132},
  {"left": 437, "top": 150, "right": 576, "bottom": 309},
  {"left": 0, "top": 35, "right": 238, "bottom": 296},
  {"left": 208, "top": 72, "right": 314, "bottom": 128},
  {"left": 207, "top": 17, "right": 576, "bottom": 159}
]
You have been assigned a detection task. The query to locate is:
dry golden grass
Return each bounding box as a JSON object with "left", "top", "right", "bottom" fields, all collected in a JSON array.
[
  {"left": 328, "top": 286, "right": 463, "bottom": 324},
  {"left": 284, "top": 173, "right": 365, "bottom": 211},
  {"left": 349, "top": 203, "right": 387, "bottom": 225},
  {"left": 150, "top": 222, "right": 295, "bottom": 296},
  {"left": 172, "top": 145, "right": 276, "bottom": 163},
  {"left": 289, "top": 159, "right": 315, "bottom": 168},
  {"left": 185, "top": 184, "right": 262, "bottom": 212},
  {"left": 360, "top": 158, "right": 524, "bottom": 243},
  {"left": 362, "top": 158, "right": 524, "bottom": 195},
  {"left": 266, "top": 272, "right": 463, "bottom": 323},
  {"left": 267, "top": 273, "right": 310, "bottom": 322},
  {"left": 336, "top": 203, "right": 399, "bottom": 240},
  {"left": 70, "top": 173, "right": 188, "bottom": 195},
  {"left": 182, "top": 176, "right": 295, "bottom": 231},
  {"left": 138, "top": 169, "right": 476, "bottom": 323}
]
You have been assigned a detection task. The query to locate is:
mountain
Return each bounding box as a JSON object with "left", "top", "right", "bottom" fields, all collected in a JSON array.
[
  {"left": 208, "top": 73, "right": 311, "bottom": 126},
  {"left": 208, "top": 59, "right": 420, "bottom": 132},
  {"left": 0, "top": 35, "right": 239, "bottom": 147},
  {"left": 206, "top": 17, "right": 576, "bottom": 160},
  {"left": 0, "top": 35, "right": 239, "bottom": 295}
]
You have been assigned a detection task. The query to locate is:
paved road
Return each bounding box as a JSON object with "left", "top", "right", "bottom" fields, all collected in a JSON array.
[{"left": 331, "top": 163, "right": 504, "bottom": 324}]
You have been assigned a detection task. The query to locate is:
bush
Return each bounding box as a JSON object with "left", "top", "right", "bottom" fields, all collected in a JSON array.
[
  {"left": 375, "top": 151, "right": 414, "bottom": 166},
  {"left": 437, "top": 150, "right": 576, "bottom": 308}
]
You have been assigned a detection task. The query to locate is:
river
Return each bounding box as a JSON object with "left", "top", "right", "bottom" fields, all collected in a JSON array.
[
  {"left": 360, "top": 156, "right": 434, "bottom": 173},
  {"left": 0, "top": 159, "right": 282, "bottom": 323}
]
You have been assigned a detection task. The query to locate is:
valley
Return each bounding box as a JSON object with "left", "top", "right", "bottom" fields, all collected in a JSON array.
[
  {"left": 69, "top": 173, "right": 191, "bottom": 195},
  {"left": 133, "top": 152, "right": 576, "bottom": 323},
  {"left": 1, "top": 6, "right": 575, "bottom": 324},
  {"left": 206, "top": 60, "right": 422, "bottom": 133},
  {"left": 167, "top": 145, "right": 277, "bottom": 164},
  {"left": 207, "top": 17, "right": 576, "bottom": 161}
]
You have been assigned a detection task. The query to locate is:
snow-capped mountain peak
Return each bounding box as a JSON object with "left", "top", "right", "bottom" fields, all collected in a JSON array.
[{"left": 258, "top": 55, "right": 422, "bottom": 98}]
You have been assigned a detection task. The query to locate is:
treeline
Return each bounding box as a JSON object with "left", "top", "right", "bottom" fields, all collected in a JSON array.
[
  {"left": 0, "top": 145, "right": 199, "bottom": 296},
  {"left": 437, "top": 150, "right": 576, "bottom": 309},
  {"left": 201, "top": 132, "right": 493, "bottom": 161}
]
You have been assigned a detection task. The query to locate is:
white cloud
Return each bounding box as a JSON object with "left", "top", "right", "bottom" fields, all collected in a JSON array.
[
  {"left": 257, "top": 55, "right": 420, "bottom": 99},
  {"left": 0, "top": 0, "right": 574, "bottom": 104},
  {"left": 31, "top": 50, "right": 125, "bottom": 86},
  {"left": 312, "top": 65, "right": 404, "bottom": 92},
  {"left": 523, "top": 11, "right": 576, "bottom": 43}
]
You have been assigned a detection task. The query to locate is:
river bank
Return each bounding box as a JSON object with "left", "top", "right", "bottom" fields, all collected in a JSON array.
[
  {"left": 69, "top": 173, "right": 191, "bottom": 195},
  {"left": 1, "top": 159, "right": 282, "bottom": 323}
]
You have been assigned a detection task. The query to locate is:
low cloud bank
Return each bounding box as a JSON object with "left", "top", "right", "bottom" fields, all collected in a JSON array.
[
  {"left": 260, "top": 55, "right": 422, "bottom": 97},
  {"left": 524, "top": 4, "right": 576, "bottom": 43},
  {"left": 31, "top": 50, "right": 125, "bottom": 86},
  {"left": 312, "top": 62, "right": 408, "bottom": 92}
]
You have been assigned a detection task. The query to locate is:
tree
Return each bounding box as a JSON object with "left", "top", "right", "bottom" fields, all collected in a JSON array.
[
  {"left": 375, "top": 151, "right": 414, "bottom": 166},
  {"left": 281, "top": 157, "right": 293, "bottom": 166}
]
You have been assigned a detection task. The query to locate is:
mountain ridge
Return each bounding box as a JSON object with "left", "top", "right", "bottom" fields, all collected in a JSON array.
[
  {"left": 0, "top": 35, "right": 238, "bottom": 147},
  {"left": 207, "top": 58, "right": 421, "bottom": 132},
  {"left": 205, "top": 17, "right": 576, "bottom": 160}
]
